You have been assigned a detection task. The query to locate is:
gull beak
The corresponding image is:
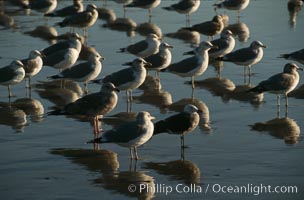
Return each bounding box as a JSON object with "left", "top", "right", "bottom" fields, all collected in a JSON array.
[
  {"left": 40, "top": 52, "right": 46, "bottom": 58},
  {"left": 114, "top": 88, "right": 120, "bottom": 92},
  {"left": 86, "top": 137, "right": 101, "bottom": 144},
  {"left": 211, "top": 45, "right": 218, "bottom": 49},
  {"left": 183, "top": 50, "right": 195, "bottom": 55},
  {"left": 150, "top": 116, "right": 156, "bottom": 120},
  {"left": 297, "top": 67, "right": 304, "bottom": 71},
  {"left": 100, "top": 56, "right": 105, "bottom": 61},
  {"left": 261, "top": 45, "right": 267, "bottom": 48},
  {"left": 145, "top": 62, "right": 152, "bottom": 68}
]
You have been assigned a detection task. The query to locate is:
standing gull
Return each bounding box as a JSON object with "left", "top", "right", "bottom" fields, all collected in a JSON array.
[
  {"left": 221, "top": 40, "right": 266, "bottom": 80},
  {"left": 126, "top": 0, "right": 161, "bottom": 21},
  {"left": 118, "top": 33, "right": 161, "bottom": 58},
  {"left": 163, "top": 0, "right": 201, "bottom": 26},
  {"left": 92, "top": 58, "right": 151, "bottom": 108},
  {"left": 213, "top": 0, "right": 250, "bottom": 18},
  {"left": 162, "top": 41, "right": 216, "bottom": 95},
  {"left": 0, "top": 60, "right": 25, "bottom": 98},
  {"left": 248, "top": 63, "right": 302, "bottom": 110},
  {"left": 20, "top": 50, "right": 44, "bottom": 89},
  {"left": 183, "top": 15, "right": 224, "bottom": 39},
  {"left": 87, "top": 111, "right": 155, "bottom": 160},
  {"left": 144, "top": 42, "right": 173, "bottom": 79},
  {"left": 56, "top": 4, "right": 98, "bottom": 37},
  {"left": 279, "top": 48, "right": 304, "bottom": 65},
  {"left": 45, "top": 0, "right": 83, "bottom": 17},
  {"left": 208, "top": 29, "right": 235, "bottom": 59},
  {"left": 42, "top": 34, "right": 82, "bottom": 71},
  {"left": 48, "top": 82, "right": 119, "bottom": 135},
  {"left": 47, "top": 52, "right": 104, "bottom": 92},
  {"left": 153, "top": 104, "right": 200, "bottom": 157}
]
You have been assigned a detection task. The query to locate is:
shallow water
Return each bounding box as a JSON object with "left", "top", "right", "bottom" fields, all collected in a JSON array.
[{"left": 0, "top": 0, "right": 304, "bottom": 199}]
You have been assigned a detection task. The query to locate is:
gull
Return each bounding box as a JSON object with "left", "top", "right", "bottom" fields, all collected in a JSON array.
[
  {"left": 126, "top": 0, "right": 161, "bottom": 21},
  {"left": 208, "top": 29, "right": 235, "bottom": 59},
  {"left": 144, "top": 42, "right": 173, "bottom": 79},
  {"left": 91, "top": 58, "right": 150, "bottom": 106},
  {"left": 213, "top": 0, "right": 250, "bottom": 18},
  {"left": 162, "top": 41, "right": 216, "bottom": 92},
  {"left": 153, "top": 104, "right": 200, "bottom": 158},
  {"left": 183, "top": 15, "right": 224, "bottom": 39},
  {"left": 20, "top": 50, "right": 44, "bottom": 89},
  {"left": 47, "top": 52, "right": 104, "bottom": 92},
  {"left": 87, "top": 111, "right": 155, "bottom": 160},
  {"left": 221, "top": 40, "right": 266, "bottom": 78},
  {"left": 42, "top": 34, "right": 82, "bottom": 71},
  {"left": 118, "top": 33, "right": 161, "bottom": 58},
  {"left": 279, "top": 48, "right": 304, "bottom": 65},
  {"left": 56, "top": 4, "right": 98, "bottom": 36},
  {"left": 45, "top": 0, "right": 83, "bottom": 17},
  {"left": 25, "top": 0, "right": 57, "bottom": 15},
  {"left": 0, "top": 60, "right": 25, "bottom": 98},
  {"left": 48, "top": 82, "right": 119, "bottom": 135},
  {"left": 248, "top": 63, "right": 303, "bottom": 109},
  {"left": 163, "top": 0, "right": 201, "bottom": 26}
]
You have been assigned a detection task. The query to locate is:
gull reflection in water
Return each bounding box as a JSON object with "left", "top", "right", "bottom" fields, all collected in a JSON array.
[
  {"left": 0, "top": 105, "right": 27, "bottom": 132},
  {"left": 227, "top": 22, "right": 250, "bottom": 43},
  {"left": 143, "top": 159, "right": 201, "bottom": 184},
  {"left": 134, "top": 76, "right": 173, "bottom": 112},
  {"left": 0, "top": 97, "right": 44, "bottom": 123},
  {"left": 50, "top": 148, "right": 119, "bottom": 174},
  {"left": 34, "top": 80, "right": 83, "bottom": 107},
  {"left": 50, "top": 148, "right": 155, "bottom": 199},
  {"left": 194, "top": 77, "right": 264, "bottom": 107},
  {"left": 250, "top": 117, "right": 301, "bottom": 144}
]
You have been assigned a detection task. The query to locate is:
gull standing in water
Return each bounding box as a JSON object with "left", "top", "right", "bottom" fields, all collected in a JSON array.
[
  {"left": 118, "top": 34, "right": 161, "bottom": 58},
  {"left": 87, "top": 111, "right": 155, "bottom": 160},
  {"left": 248, "top": 63, "right": 302, "bottom": 114},
  {"left": 126, "top": 0, "right": 161, "bottom": 21},
  {"left": 0, "top": 60, "right": 25, "bottom": 98},
  {"left": 208, "top": 29, "right": 235, "bottom": 59},
  {"left": 91, "top": 58, "right": 151, "bottom": 111},
  {"left": 42, "top": 33, "right": 82, "bottom": 71},
  {"left": 183, "top": 15, "right": 224, "bottom": 39},
  {"left": 221, "top": 40, "right": 266, "bottom": 83},
  {"left": 20, "top": 50, "right": 44, "bottom": 95},
  {"left": 163, "top": 0, "right": 201, "bottom": 27},
  {"left": 213, "top": 0, "right": 250, "bottom": 18},
  {"left": 56, "top": 4, "right": 98, "bottom": 37},
  {"left": 153, "top": 104, "right": 200, "bottom": 158},
  {"left": 279, "top": 48, "right": 304, "bottom": 65},
  {"left": 162, "top": 41, "right": 216, "bottom": 97},
  {"left": 48, "top": 82, "right": 119, "bottom": 135},
  {"left": 144, "top": 42, "right": 173, "bottom": 80},
  {"left": 47, "top": 52, "right": 104, "bottom": 93},
  {"left": 45, "top": 0, "right": 83, "bottom": 17}
]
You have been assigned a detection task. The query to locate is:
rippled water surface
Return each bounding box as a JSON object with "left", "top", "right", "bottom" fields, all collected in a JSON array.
[{"left": 0, "top": 0, "right": 304, "bottom": 199}]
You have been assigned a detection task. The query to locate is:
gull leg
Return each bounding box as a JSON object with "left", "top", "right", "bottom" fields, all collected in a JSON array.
[
  {"left": 134, "top": 147, "right": 139, "bottom": 160},
  {"left": 129, "top": 147, "right": 133, "bottom": 160},
  {"left": 285, "top": 94, "right": 289, "bottom": 117},
  {"left": 180, "top": 135, "right": 185, "bottom": 149},
  {"left": 8, "top": 85, "right": 13, "bottom": 98}
]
